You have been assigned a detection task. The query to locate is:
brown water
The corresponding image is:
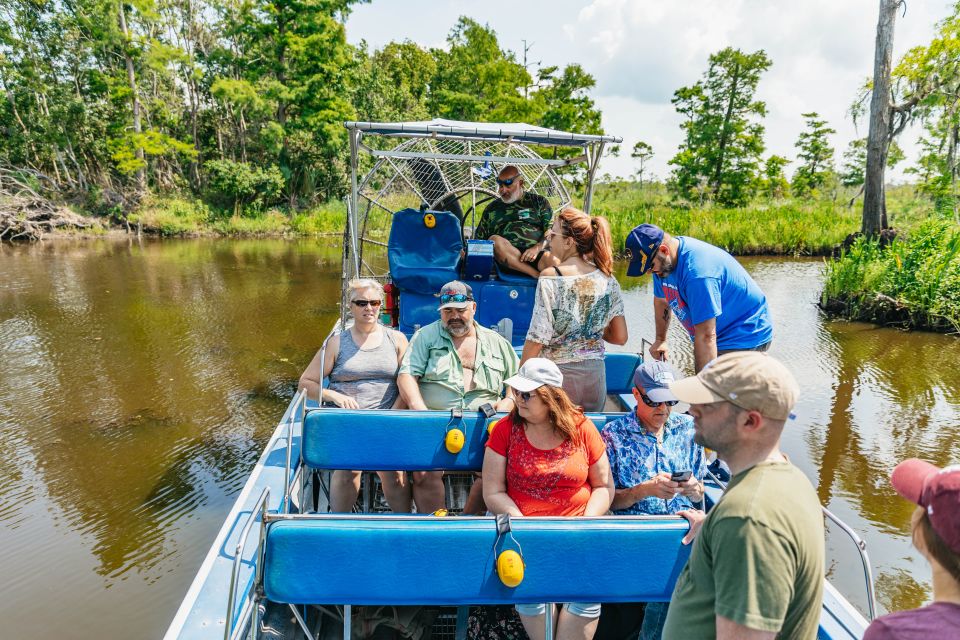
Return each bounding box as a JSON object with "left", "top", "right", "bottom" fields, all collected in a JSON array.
[{"left": 0, "top": 238, "right": 957, "bottom": 638}]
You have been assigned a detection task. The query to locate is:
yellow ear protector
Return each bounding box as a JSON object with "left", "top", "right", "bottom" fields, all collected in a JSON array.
[
  {"left": 423, "top": 213, "right": 437, "bottom": 228},
  {"left": 487, "top": 419, "right": 499, "bottom": 436},
  {"left": 444, "top": 408, "right": 465, "bottom": 454},
  {"left": 494, "top": 514, "right": 525, "bottom": 588}
]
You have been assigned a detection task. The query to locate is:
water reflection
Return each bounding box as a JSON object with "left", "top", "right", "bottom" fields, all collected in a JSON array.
[{"left": 0, "top": 243, "right": 958, "bottom": 637}]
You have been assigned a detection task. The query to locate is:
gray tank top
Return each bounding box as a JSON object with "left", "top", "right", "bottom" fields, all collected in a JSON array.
[{"left": 327, "top": 327, "right": 401, "bottom": 409}]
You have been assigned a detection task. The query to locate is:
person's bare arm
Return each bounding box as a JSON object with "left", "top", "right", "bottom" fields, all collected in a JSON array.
[
  {"left": 519, "top": 340, "right": 544, "bottom": 365},
  {"left": 494, "top": 389, "right": 516, "bottom": 412},
  {"left": 482, "top": 449, "right": 523, "bottom": 516},
  {"left": 651, "top": 296, "right": 670, "bottom": 360},
  {"left": 715, "top": 615, "right": 777, "bottom": 640},
  {"left": 397, "top": 373, "right": 428, "bottom": 411},
  {"left": 693, "top": 316, "right": 718, "bottom": 372},
  {"left": 602, "top": 315, "right": 628, "bottom": 345},
  {"left": 583, "top": 453, "right": 615, "bottom": 516},
  {"left": 299, "top": 335, "right": 357, "bottom": 407}
]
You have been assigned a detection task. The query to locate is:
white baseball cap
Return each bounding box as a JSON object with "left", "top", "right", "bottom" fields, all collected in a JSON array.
[{"left": 504, "top": 358, "right": 564, "bottom": 392}]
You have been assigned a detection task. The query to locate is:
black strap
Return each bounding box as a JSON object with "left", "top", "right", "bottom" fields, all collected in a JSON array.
[{"left": 553, "top": 266, "right": 562, "bottom": 276}]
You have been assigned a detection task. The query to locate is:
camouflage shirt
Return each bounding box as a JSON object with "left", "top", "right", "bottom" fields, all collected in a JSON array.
[{"left": 475, "top": 192, "right": 553, "bottom": 250}]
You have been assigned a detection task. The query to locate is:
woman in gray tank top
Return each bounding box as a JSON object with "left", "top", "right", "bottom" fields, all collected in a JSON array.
[{"left": 298, "top": 279, "right": 411, "bottom": 512}]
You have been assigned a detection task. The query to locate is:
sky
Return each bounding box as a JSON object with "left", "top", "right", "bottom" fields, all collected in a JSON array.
[{"left": 346, "top": 0, "right": 953, "bottom": 182}]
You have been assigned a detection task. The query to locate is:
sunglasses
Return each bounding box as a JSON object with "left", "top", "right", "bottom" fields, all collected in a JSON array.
[
  {"left": 638, "top": 389, "right": 678, "bottom": 408},
  {"left": 496, "top": 177, "right": 519, "bottom": 187},
  {"left": 352, "top": 299, "right": 382, "bottom": 308},
  {"left": 517, "top": 391, "right": 535, "bottom": 401},
  {"left": 440, "top": 293, "right": 472, "bottom": 304}
]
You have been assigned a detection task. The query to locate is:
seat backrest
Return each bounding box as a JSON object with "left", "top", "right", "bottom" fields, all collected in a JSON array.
[
  {"left": 605, "top": 352, "right": 642, "bottom": 396},
  {"left": 263, "top": 516, "right": 690, "bottom": 605},
  {"left": 301, "top": 409, "right": 628, "bottom": 471},
  {"left": 388, "top": 208, "right": 463, "bottom": 292}
]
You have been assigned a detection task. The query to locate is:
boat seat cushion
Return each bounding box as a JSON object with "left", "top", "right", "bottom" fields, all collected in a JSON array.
[
  {"left": 388, "top": 208, "right": 463, "bottom": 292},
  {"left": 263, "top": 516, "right": 690, "bottom": 605},
  {"left": 605, "top": 352, "right": 641, "bottom": 396},
  {"left": 301, "top": 409, "right": 628, "bottom": 471}
]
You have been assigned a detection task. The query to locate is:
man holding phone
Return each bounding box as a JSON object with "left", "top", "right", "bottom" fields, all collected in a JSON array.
[{"left": 598, "top": 360, "right": 706, "bottom": 640}]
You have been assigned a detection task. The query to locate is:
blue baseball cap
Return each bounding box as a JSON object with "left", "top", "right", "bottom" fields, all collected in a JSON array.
[
  {"left": 633, "top": 360, "right": 680, "bottom": 403},
  {"left": 625, "top": 224, "right": 665, "bottom": 276}
]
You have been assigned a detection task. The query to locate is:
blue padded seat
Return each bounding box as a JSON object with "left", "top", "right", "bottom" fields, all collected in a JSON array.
[
  {"left": 398, "top": 291, "right": 442, "bottom": 335},
  {"left": 263, "top": 516, "right": 690, "bottom": 605},
  {"left": 604, "top": 352, "right": 642, "bottom": 396},
  {"left": 388, "top": 208, "right": 463, "bottom": 292},
  {"left": 301, "top": 409, "right": 627, "bottom": 472},
  {"left": 495, "top": 263, "right": 539, "bottom": 284}
]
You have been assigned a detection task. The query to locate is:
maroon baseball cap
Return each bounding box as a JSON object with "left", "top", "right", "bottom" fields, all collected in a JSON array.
[{"left": 890, "top": 459, "right": 960, "bottom": 554}]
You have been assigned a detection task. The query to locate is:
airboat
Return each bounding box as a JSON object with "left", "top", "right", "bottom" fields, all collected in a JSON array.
[{"left": 164, "top": 119, "right": 875, "bottom": 640}]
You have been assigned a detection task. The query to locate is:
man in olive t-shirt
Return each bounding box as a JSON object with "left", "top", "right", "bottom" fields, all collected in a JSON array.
[
  {"left": 662, "top": 352, "right": 824, "bottom": 640},
  {"left": 475, "top": 165, "right": 554, "bottom": 277}
]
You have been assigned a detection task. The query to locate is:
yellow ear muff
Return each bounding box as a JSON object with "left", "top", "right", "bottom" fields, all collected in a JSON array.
[
  {"left": 496, "top": 549, "right": 525, "bottom": 587},
  {"left": 423, "top": 213, "right": 437, "bottom": 228},
  {"left": 487, "top": 419, "right": 499, "bottom": 436},
  {"left": 445, "top": 428, "right": 465, "bottom": 453}
]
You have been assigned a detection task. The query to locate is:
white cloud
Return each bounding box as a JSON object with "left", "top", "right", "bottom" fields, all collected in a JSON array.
[{"left": 347, "top": 0, "right": 953, "bottom": 182}]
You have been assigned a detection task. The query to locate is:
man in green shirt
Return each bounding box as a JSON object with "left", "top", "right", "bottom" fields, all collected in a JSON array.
[
  {"left": 397, "top": 281, "right": 519, "bottom": 511},
  {"left": 475, "top": 165, "right": 555, "bottom": 278},
  {"left": 661, "top": 352, "right": 824, "bottom": 640}
]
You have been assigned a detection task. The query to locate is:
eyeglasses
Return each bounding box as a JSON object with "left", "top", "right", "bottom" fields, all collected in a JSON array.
[
  {"left": 637, "top": 388, "right": 678, "bottom": 407},
  {"left": 496, "top": 177, "right": 519, "bottom": 187},
  {"left": 352, "top": 299, "right": 382, "bottom": 308},
  {"left": 440, "top": 293, "right": 472, "bottom": 304},
  {"left": 548, "top": 229, "right": 568, "bottom": 239},
  {"left": 517, "top": 391, "right": 534, "bottom": 401}
]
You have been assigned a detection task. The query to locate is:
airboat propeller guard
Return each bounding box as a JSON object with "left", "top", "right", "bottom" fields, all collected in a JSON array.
[{"left": 341, "top": 119, "right": 622, "bottom": 320}]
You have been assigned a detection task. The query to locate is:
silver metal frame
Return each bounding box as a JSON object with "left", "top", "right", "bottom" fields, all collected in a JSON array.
[{"left": 225, "top": 487, "right": 271, "bottom": 640}]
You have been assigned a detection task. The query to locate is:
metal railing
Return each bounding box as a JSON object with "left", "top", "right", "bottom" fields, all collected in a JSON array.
[{"left": 225, "top": 487, "right": 271, "bottom": 640}]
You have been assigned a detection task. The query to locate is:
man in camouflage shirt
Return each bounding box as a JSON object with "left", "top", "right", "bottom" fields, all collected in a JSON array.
[{"left": 475, "top": 165, "right": 555, "bottom": 278}]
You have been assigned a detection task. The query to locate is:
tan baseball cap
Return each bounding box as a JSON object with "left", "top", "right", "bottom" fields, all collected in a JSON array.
[{"left": 668, "top": 352, "right": 799, "bottom": 421}]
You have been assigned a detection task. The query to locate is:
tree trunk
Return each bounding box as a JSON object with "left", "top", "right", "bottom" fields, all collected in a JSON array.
[
  {"left": 862, "top": 0, "right": 898, "bottom": 236},
  {"left": 118, "top": 1, "right": 146, "bottom": 193},
  {"left": 712, "top": 59, "right": 741, "bottom": 199}
]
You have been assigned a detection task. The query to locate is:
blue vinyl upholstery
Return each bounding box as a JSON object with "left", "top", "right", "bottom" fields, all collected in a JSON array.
[
  {"left": 388, "top": 208, "right": 463, "bottom": 292},
  {"left": 263, "top": 516, "right": 690, "bottom": 605},
  {"left": 604, "top": 352, "right": 641, "bottom": 395},
  {"left": 301, "top": 409, "right": 627, "bottom": 471}
]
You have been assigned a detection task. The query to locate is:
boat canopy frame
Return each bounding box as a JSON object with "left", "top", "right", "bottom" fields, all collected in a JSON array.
[{"left": 340, "top": 119, "right": 622, "bottom": 319}]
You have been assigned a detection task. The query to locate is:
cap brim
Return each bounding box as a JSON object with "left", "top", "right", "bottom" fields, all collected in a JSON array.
[
  {"left": 504, "top": 374, "right": 543, "bottom": 393},
  {"left": 891, "top": 458, "right": 939, "bottom": 505},
  {"left": 626, "top": 259, "right": 647, "bottom": 277},
  {"left": 668, "top": 376, "right": 725, "bottom": 405},
  {"left": 645, "top": 387, "right": 678, "bottom": 403}
]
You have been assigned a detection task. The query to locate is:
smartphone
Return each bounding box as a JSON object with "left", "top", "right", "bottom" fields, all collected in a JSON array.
[{"left": 670, "top": 470, "right": 692, "bottom": 483}]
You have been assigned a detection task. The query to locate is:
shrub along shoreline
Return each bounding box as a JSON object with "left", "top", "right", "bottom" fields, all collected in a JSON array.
[{"left": 820, "top": 219, "right": 960, "bottom": 333}]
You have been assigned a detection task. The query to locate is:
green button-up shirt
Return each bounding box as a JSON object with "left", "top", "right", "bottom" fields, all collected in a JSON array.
[{"left": 399, "top": 320, "right": 519, "bottom": 411}]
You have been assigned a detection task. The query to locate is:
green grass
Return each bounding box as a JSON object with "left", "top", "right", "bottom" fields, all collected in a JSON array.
[
  {"left": 822, "top": 218, "right": 960, "bottom": 332},
  {"left": 127, "top": 196, "right": 346, "bottom": 237}
]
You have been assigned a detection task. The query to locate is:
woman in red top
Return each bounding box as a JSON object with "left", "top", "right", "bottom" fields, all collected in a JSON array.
[{"left": 483, "top": 357, "right": 614, "bottom": 640}]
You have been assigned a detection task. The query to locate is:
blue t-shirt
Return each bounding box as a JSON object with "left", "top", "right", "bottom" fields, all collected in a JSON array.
[
  {"left": 600, "top": 411, "right": 706, "bottom": 515},
  {"left": 652, "top": 236, "right": 773, "bottom": 350}
]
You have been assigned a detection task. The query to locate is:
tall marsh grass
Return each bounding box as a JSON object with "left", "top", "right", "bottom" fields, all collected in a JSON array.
[{"left": 822, "top": 219, "right": 960, "bottom": 332}]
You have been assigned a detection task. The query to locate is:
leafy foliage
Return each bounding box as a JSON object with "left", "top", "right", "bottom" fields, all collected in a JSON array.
[
  {"left": 668, "top": 47, "right": 771, "bottom": 207},
  {"left": 791, "top": 112, "right": 836, "bottom": 197}
]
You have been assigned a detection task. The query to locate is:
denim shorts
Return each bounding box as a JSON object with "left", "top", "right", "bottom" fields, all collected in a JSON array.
[{"left": 515, "top": 602, "right": 602, "bottom": 619}]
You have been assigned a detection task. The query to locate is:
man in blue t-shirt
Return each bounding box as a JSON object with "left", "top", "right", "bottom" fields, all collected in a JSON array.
[{"left": 625, "top": 224, "right": 773, "bottom": 372}]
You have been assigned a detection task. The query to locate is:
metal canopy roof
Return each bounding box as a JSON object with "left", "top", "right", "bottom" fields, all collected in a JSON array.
[{"left": 344, "top": 118, "right": 621, "bottom": 146}]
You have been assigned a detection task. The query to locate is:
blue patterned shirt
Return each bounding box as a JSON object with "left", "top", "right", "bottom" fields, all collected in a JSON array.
[{"left": 600, "top": 411, "right": 706, "bottom": 515}]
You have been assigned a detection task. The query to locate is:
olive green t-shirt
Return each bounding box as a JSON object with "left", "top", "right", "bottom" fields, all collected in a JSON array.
[{"left": 661, "top": 461, "right": 824, "bottom": 640}]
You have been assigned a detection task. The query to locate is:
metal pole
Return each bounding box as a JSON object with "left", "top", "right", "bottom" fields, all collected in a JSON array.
[
  {"left": 543, "top": 603, "right": 554, "bottom": 640},
  {"left": 583, "top": 142, "right": 605, "bottom": 214},
  {"left": 349, "top": 128, "right": 361, "bottom": 279}
]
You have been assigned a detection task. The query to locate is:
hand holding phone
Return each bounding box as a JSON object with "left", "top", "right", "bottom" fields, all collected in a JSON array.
[{"left": 670, "top": 470, "right": 692, "bottom": 483}]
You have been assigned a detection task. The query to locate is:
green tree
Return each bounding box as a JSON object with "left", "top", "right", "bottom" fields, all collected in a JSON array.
[
  {"left": 668, "top": 47, "right": 771, "bottom": 206},
  {"left": 631, "top": 141, "right": 654, "bottom": 185},
  {"left": 429, "top": 17, "right": 534, "bottom": 123},
  {"left": 791, "top": 112, "right": 836, "bottom": 197},
  {"left": 762, "top": 155, "right": 790, "bottom": 199}
]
